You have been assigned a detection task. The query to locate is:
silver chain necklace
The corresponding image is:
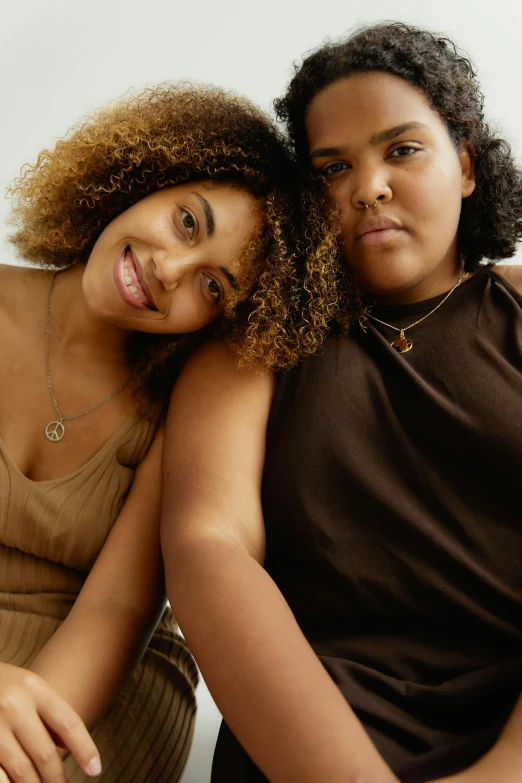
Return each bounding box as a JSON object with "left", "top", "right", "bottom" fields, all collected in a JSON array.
[{"left": 44, "top": 270, "right": 128, "bottom": 442}]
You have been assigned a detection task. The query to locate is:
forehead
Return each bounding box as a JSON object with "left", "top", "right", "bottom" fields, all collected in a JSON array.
[
  {"left": 306, "top": 72, "right": 442, "bottom": 147},
  {"left": 146, "top": 180, "right": 258, "bottom": 212},
  {"left": 200, "top": 181, "right": 261, "bottom": 227},
  {"left": 196, "top": 182, "right": 263, "bottom": 283}
]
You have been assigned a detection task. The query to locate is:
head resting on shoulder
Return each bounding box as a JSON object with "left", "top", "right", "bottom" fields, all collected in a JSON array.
[{"left": 8, "top": 83, "right": 347, "bottom": 415}]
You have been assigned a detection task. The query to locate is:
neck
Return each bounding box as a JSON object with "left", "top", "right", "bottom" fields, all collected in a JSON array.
[
  {"left": 49, "top": 265, "right": 130, "bottom": 363},
  {"left": 372, "top": 269, "right": 466, "bottom": 307},
  {"left": 366, "top": 250, "right": 464, "bottom": 306}
]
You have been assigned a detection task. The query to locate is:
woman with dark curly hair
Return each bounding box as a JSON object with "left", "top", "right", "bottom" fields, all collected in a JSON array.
[
  {"left": 160, "top": 23, "right": 522, "bottom": 783},
  {"left": 0, "top": 83, "right": 339, "bottom": 783}
]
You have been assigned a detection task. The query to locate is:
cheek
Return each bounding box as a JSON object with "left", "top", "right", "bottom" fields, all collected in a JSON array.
[
  {"left": 82, "top": 253, "right": 108, "bottom": 304},
  {"left": 163, "top": 292, "right": 216, "bottom": 335},
  {"left": 84, "top": 232, "right": 118, "bottom": 281},
  {"left": 400, "top": 165, "right": 462, "bottom": 229},
  {"left": 328, "top": 180, "right": 350, "bottom": 211}
]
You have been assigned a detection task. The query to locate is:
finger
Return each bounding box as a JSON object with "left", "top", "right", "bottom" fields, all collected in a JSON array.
[
  {"left": 35, "top": 688, "right": 101, "bottom": 777},
  {"left": 0, "top": 767, "right": 11, "bottom": 783},
  {"left": 13, "top": 712, "right": 67, "bottom": 783},
  {"left": 0, "top": 731, "right": 40, "bottom": 783}
]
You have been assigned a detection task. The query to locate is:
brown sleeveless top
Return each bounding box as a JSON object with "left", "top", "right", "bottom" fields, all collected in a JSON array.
[{"left": 212, "top": 266, "right": 522, "bottom": 783}]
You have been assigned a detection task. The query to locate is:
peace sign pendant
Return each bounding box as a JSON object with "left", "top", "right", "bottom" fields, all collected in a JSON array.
[{"left": 45, "top": 419, "right": 65, "bottom": 442}]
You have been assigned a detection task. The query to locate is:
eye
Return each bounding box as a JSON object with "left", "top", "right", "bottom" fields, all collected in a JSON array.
[
  {"left": 180, "top": 208, "right": 196, "bottom": 238},
  {"left": 203, "top": 273, "right": 222, "bottom": 303},
  {"left": 390, "top": 145, "right": 417, "bottom": 158},
  {"left": 322, "top": 161, "right": 350, "bottom": 177}
]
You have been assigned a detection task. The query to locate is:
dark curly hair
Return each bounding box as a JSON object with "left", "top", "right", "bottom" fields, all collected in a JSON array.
[
  {"left": 275, "top": 22, "right": 522, "bottom": 270},
  {"left": 7, "top": 83, "right": 361, "bottom": 416}
]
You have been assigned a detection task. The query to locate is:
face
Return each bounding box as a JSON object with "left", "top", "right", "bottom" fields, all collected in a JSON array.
[
  {"left": 306, "top": 72, "right": 476, "bottom": 304},
  {"left": 82, "top": 181, "right": 262, "bottom": 333}
]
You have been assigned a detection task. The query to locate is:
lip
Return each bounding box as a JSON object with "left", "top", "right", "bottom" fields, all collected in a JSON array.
[
  {"left": 354, "top": 216, "right": 403, "bottom": 247},
  {"left": 113, "top": 248, "right": 158, "bottom": 311},
  {"left": 131, "top": 252, "right": 158, "bottom": 310}
]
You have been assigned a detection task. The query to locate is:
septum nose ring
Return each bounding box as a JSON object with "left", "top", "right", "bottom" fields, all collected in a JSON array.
[{"left": 364, "top": 201, "right": 378, "bottom": 209}]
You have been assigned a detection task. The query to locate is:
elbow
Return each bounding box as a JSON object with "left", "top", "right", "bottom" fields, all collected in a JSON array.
[{"left": 161, "top": 533, "right": 262, "bottom": 617}]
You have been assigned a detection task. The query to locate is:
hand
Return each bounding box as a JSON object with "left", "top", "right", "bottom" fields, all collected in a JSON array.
[{"left": 0, "top": 662, "right": 101, "bottom": 782}]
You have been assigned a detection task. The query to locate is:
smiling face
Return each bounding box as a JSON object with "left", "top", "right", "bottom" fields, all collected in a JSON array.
[
  {"left": 306, "top": 72, "right": 476, "bottom": 304},
  {"left": 82, "top": 181, "right": 262, "bottom": 333}
]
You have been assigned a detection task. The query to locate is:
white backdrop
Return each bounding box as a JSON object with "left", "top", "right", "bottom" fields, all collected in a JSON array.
[{"left": 1, "top": 1, "right": 521, "bottom": 780}]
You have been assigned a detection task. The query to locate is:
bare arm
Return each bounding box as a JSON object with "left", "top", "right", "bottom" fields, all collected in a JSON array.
[
  {"left": 429, "top": 692, "right": 522, "bottom": 783},
  {"left": 161, "top": 341, "right": 398, "bottom": 783},
  {"left": 29, "top": 428, "right": 167, "bottom": 728}
]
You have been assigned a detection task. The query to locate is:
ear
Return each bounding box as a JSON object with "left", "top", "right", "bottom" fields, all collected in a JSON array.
[{"left": 459, "top": 142, "right": 476, "bottom": 199}]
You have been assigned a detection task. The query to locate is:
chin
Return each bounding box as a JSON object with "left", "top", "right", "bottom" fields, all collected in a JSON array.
[
  {"left": 353, "top": 256, "right": 419, "bottom": 295},
  {"left": 108, "top": 314, "right": 168, "bottom": 335},
  {"left": 85, "top": 295, "right": 126, "bottom": 328},
  {"left": 358, "top": 272, "right": 413, "bottom": 298},
  {"left": 104, "top": 309, "right": 146, "bottom": 330}
]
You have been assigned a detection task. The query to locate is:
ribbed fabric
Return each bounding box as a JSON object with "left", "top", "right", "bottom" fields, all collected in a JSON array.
[{"left": 0, "top": 413, "right": 198, "bottom": 782}]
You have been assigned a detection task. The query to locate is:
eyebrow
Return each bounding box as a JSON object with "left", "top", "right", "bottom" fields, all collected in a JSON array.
[
  {"left": 220, "top": 266, "right": 237, "bottom": 290},
  {"left": 370, "top": 121, "right": 429, "bottom": 146},
  {"left": 192, "top": 191, "right": 237, "bottom": 290},
  {"left": 309, "top": 122, "right": 429, "bottom": 160},
  {"left": 193, "top": 192, "right": 215, "bottom": 237}
]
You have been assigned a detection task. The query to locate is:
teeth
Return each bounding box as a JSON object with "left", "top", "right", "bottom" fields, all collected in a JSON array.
[{"left": 122, "top": 253, "right": 151, "bottom": 306}]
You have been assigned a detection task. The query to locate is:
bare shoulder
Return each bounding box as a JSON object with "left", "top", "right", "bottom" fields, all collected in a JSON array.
[
  {"left": 164, "top": 339, "right": 275, "bottom": 476},
  {"left": 0, "top": 263, "right": 48, "bottom": 315},
  {"left": 492, "top": 264, "right": 522, "bottom": 295},
  {"left": 170, "top": 339, "right": 275, "bottom": 409},
  {"left": 163, "top": 341, "right": 274, "bottom": 557},
  {"left": 0, "top": 263, "right": 43, "bottom": 285}
]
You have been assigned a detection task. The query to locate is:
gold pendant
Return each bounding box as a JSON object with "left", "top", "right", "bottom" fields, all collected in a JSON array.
[{"left": 391, "top": 330, "right": 412, "bottom": 353}]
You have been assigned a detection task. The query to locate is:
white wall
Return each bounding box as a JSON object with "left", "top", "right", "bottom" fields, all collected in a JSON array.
[
  {"left": 2, "top": 0, "right": 522, "bottom": 267},
  {"left": 2, "top": 1, "right": 521, "bottom": 780}
]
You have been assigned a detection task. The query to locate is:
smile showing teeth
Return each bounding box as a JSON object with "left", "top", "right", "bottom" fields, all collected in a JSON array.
[
  {"left": 124, "top": 274, "right": 139, "bottom": 298},
  {"left": 123, "top": 262, "right": 140, "bottom": 299},
  {"left": 122, "top": 249, "right": 154, "bottom": 305}
]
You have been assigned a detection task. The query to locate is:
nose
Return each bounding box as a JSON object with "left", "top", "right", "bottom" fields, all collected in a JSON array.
[
  {"left": 350, "top": 162, "right": 392, "bottom": 211},
  {"left": 151, "top": 248, "right": 193, "bottom": 291}
]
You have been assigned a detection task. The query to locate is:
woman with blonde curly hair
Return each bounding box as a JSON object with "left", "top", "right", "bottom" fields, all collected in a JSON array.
[{"left": 0, "top": 83, "right": 343, "bottom": 783}]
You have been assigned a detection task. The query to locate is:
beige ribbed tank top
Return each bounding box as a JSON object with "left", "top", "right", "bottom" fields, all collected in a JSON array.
[
  {"left": 0, "top": 413, "right": 154, "bottom": 653},
  {"left": 0, "top": 412, "right": 198, "bottom": 782}
]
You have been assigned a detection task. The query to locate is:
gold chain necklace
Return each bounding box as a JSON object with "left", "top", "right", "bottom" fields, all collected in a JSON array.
[
  {"left": 367, "top": 271, "right": 467, "bottom": 354},
  {"left": 44, "top": 270, "right": 128, "bottom": 442}
]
